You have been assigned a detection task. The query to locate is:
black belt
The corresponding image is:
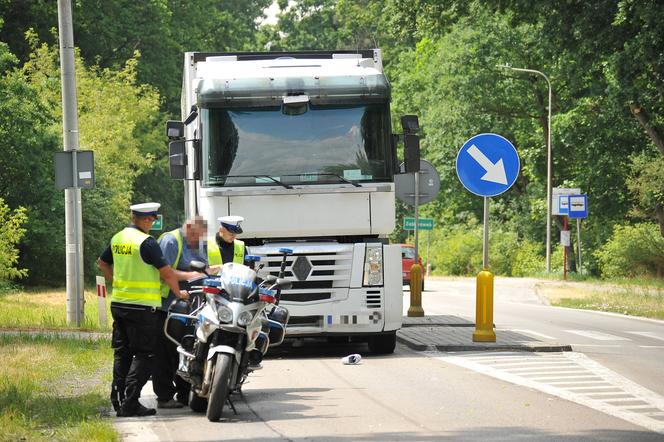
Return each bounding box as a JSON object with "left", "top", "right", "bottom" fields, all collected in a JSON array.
[{"left": 111, "top": 302, "right": 158, "bottom": 312}]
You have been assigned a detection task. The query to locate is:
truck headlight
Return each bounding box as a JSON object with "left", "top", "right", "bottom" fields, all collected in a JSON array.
[{"left": 363, "top": 245, "right": 383, "bottom": 286}]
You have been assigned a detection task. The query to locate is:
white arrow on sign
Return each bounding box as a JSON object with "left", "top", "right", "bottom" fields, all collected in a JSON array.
[{"left": 467, "top": 144, "right": 508, "bottom": 185}]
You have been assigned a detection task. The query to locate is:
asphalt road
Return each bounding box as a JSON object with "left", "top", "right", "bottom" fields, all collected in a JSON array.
[
  {"left": 115, "top": 277, "right": 664, "bottom": 440},
  {"left": 415, "top": 277, "right": 664, "bottom": 397}
]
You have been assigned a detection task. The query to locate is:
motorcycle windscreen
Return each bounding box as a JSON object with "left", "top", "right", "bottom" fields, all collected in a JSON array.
[{"left": 219, "top": 262, "right": 257, "bottom": 301}]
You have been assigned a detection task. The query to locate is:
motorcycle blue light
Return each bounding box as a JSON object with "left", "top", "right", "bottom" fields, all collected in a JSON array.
[{"left": 204, "top": 278, "right": 222, "bottom": 287}]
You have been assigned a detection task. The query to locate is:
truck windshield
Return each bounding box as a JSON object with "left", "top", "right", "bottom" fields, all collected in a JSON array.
[{"left": 201, "top": 104, "right": 394, "bottom": 187}]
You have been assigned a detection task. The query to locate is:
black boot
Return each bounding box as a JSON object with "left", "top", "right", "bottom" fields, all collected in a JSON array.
[{"left": 117, "top": 401, "right": 156, "bottom": 417}]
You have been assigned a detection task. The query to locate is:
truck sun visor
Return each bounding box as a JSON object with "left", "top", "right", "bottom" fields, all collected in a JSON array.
[{"left": 197, "top": 74, "right": 390, "bottom": 106}]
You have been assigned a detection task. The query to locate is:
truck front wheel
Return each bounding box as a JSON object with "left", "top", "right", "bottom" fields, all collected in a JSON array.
[{"left": 368, "top": 332, "right": 396, "bottom": 354}]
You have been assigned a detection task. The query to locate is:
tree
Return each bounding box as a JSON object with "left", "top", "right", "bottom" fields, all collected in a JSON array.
[
  {"left": 0, "top": 198, "right": 28, "bottom": 283},
  {"left": 7, "top": 38, "right": 163, "bottom": 284},
  {"left": 1, "top": 0, "right": 272, "bottom": 115}
]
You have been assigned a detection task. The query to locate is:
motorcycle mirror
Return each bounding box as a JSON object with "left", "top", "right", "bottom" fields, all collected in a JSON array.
[
  {"left": 190, "top": 260, "right": 207, "bottom": 273},
  {"left": 276, "top": 278, "right": 292, "bottom": 290},
  {"left": 264, "top": 275, "right": 278, "bottom": 284}
]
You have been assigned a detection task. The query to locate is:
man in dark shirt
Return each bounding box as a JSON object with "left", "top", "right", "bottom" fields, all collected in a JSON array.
[{"left": 97, "top": 202, "right": 188, "bottom": 417}]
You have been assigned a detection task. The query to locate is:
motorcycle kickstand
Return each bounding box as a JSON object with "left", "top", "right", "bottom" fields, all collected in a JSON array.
[{"left": 226, "top": 396, "right": 238, "bottom": 415}]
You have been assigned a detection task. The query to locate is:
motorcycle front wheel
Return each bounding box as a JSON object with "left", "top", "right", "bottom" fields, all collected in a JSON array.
[{"left": 206, "top": 353, "right": 233, "bottom": 421}]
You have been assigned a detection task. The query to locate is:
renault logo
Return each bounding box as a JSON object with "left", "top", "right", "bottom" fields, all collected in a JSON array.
[{"left": 292, "top": 256, "right": 313, "bottom": 281}]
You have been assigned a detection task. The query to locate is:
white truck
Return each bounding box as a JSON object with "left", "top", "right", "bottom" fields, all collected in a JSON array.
[{"left": 167, "top": 50, "right": 410, "bottom": 354}]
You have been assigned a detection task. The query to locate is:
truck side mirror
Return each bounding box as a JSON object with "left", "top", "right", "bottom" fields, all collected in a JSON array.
[
  {"left": 401, "top": 115, "right": 420, "bottom": 173},
  {"left": 403, "top": 133, "right": 420, "bottom": 173},
  {"left": 166, "top": 120, "right": 185, "bottom": 139},
  {"left": 169, "top": 140, "right": 187, "bottom": 180},
  {"left": 192, "top": 139, "right": 201, "bottom": 180}
]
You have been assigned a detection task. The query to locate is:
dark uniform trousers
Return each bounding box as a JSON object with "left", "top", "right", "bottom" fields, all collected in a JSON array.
[
  {"left": 152, "top": 310, "right": 190, "bottom": 403},
  {"left": 111, "top": 303, "right": 160, "bottom": 411}
]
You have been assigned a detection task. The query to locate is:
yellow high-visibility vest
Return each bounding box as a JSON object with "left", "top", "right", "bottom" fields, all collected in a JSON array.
[
  {"left": 208, "top": 238, "right": 244, "bottom": 266},
  {"left": 110, "top": 227, "right": 161, "bottom": 307}
]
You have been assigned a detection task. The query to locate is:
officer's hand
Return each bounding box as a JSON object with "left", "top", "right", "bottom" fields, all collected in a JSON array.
[{"left": 177, "top": 290, "right": 189, "bottom": 300}]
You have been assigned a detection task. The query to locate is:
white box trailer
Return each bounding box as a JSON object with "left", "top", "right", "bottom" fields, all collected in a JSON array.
[{"left": 168, "top": 50, "right": 406, "bottom": 354}]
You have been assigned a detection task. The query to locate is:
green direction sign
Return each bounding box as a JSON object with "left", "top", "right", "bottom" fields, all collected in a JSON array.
[
  {"left": 403, "top": 217, "right": 434, "bottom": 230},
  {"left": 150, "top": 214, "right": 163, "bottom": 231}
]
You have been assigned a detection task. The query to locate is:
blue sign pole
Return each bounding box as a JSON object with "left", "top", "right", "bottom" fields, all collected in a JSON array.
[{"left": 456, "top": 133, "right": 520, "bottom": 344}]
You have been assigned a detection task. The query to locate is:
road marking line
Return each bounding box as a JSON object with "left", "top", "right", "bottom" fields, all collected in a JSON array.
[
  {"left": 601, "top": 397, "right": 650, "bottom": 403},
  {"left": 490, "top": 361, "right": 576, "bottom": 368},
  {"left": 627, "top": 332, "right": 664, "bottom": 342},
  {"left": 569, "top": 344, "right": 622, "bottom": 347},
  {"left": 618, "top": 405, "right": 661, "bottom": 410},
  {"left": 548, "top": 381, "right": 612, "bottom": 385},
  {"left": 510, "top": 329, "right": 556, "bottom": 340},
  {"left": 434, "top": 351, "right": 664, "bottom": 434},
  {"left": 565, "top": 330, "right": 631, "bottom": 341},
  {"left": 563, "top": 386, "right": 621, "bottom": 391},
  {"left": 639, "top": 345, "right": 664, "bottom": 349},
  {"left": 583, "top": 392, "right": 635, "bottom": 397},
  {"left": 529, "top": 375, "right": 602, "bottom": 381},
  {"left": 507, "top": 369, "right": 590, "bottom": 375}
]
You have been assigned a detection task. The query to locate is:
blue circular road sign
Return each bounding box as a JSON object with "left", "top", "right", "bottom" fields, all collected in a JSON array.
[{"left": 456, "top": 133, "right": 520, "bottom": 197}]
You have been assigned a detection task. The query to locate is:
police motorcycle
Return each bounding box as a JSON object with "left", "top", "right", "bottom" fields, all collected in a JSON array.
[{"left": 164, "top": 249, "right": 292, "bottom": 422}]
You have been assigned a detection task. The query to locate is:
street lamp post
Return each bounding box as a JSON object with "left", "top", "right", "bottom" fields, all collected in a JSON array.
[{"left": 498, "top": 65, "right": 553, "bottom": 272}]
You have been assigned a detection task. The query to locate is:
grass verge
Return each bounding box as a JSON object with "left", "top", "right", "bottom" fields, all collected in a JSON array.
[
  {"left": 0, "top": 334, "right": 116, "bottom": 441},
  {"left": 0, "top": 287, "right": 111, "bottom": 331},
  {"left": 537, "top": 282, "right": 664, "bottom": 320}
]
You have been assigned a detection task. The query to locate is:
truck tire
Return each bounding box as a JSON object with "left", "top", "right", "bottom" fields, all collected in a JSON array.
[
  {"left": 206, "top": 353, "right": 233, "bottom": 422},
  {"left": 368, "top": 332, "right": 396, "bottom": 354}
]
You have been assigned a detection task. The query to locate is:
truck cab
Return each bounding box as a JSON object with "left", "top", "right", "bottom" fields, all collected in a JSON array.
[{"left": 168, "top": 50, "right": 407, "bottom": 354}]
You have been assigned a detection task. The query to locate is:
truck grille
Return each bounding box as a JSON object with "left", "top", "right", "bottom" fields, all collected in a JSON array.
[{"left": 251, "top": 245, "right": 353, "bottom": 303}]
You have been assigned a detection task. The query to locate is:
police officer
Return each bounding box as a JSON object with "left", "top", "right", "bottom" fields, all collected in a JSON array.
[
  {"left": 207, "top": 215, "right": 268, "bottom": 369},
  {"left": 208, "top": 215, "right": 248, "bottom": 270},
  {"left": 152, "top": 216, "right": 207, "bottom": 408},
  {"left": 97, "top": 203, "right": 188, "bottom": 417}
]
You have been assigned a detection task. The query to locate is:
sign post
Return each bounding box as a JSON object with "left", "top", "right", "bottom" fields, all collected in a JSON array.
[
  {"left": 95, "top": 276, "right": 107, "bottom": 327},
  {"left": 553, "top": 188, "right": 581, "bottom": 279},
  {"left": 405, "top": 218, "right": 434, "bottom": 276},
  {"left": 396, "top": 159, "right": 441, "bottom": 317},
  {"left": 456, "top": 133, "right": 520, "bottom": 343},
  {"left": 568, "top": 194, "right": 588, "bottom": 274}
]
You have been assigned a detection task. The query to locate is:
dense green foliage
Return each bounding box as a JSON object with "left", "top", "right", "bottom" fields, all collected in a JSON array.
[
  {"left": 0, "top": 198, "right": 27, "bottom": 283},
  {"left": 262, "top": 0, "right": 663, "bottom": 277},
  {"left": 0, "top": 0, "right": 662, "bottom": 284},
  {"left": 595, "top": 223, "right": 664, "bottom": 278}
]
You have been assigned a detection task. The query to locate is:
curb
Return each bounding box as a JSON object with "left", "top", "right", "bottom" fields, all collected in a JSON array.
[
  {"left": 0, "top": 328, "right": 111, "bottom": 340},
  {"left": 397, "top": 334, "right": 573, "bottom": 353},
  {"left": 397, "top": 327, "right": 573, "bottom": 353}
]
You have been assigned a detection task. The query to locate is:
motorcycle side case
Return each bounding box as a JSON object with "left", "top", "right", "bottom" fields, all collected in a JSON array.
[
  {"left": 167, "top": 299, "right": 194, "bottom": 342},
  {"left": 268, "top": 305, "right": 289, "bottom": 325},
  {"left": 255, "top": 331, "right": 269, "bottom": 354},
  {"left": 267, "top": 320, "right": 286, "bottom": 347}
]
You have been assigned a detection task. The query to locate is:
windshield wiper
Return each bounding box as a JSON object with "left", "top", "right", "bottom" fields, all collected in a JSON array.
[
  {"left": 316, "top": 173, "right": 361, "bottom": 187},
  {"left": 209, "top": 175, "right": 293, "bottom": 189}
]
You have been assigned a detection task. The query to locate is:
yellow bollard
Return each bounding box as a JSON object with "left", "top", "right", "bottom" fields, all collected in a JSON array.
[
  {"left": 407, "top": 263, "right": 424, "bottom": 317},
  {"left": 472, "top": 269, "right": 496, "bottom": 342}
]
